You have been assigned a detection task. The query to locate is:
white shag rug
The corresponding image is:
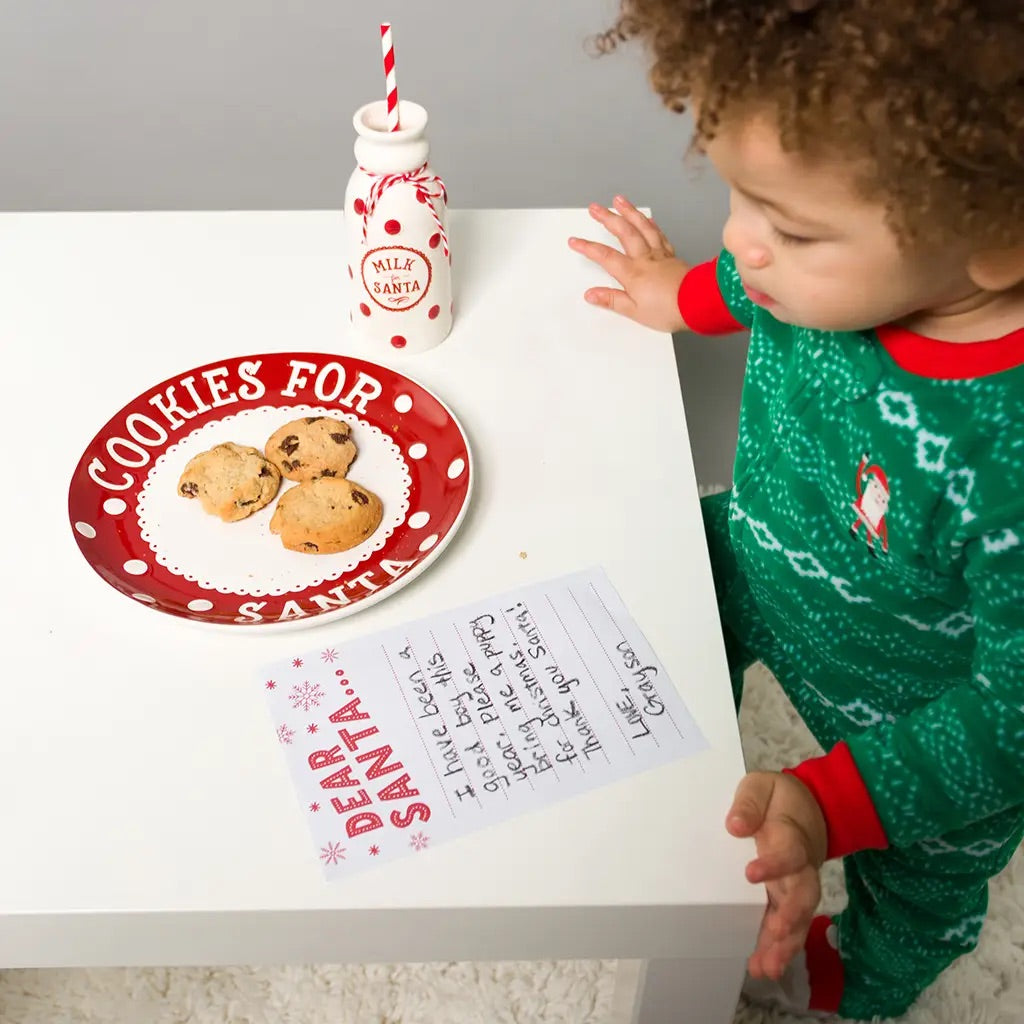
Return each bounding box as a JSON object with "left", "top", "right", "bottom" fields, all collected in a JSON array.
[{"left": 3, "top": 669, "right": 1023, "bottom": 1024}]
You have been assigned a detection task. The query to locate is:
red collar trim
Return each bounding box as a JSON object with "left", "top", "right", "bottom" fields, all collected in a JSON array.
[{"left": 876, "top": 322, "right": 1024, "bottom": 379}]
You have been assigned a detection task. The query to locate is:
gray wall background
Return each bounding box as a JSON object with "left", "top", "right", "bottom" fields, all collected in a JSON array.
[{"left": 0, "top": 0, "right": 747, "bottom": 485}]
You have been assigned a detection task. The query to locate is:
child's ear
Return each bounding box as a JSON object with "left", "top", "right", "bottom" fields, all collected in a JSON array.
[{"left": 967, "top": 246, "right": 1024, "bottom": 292}]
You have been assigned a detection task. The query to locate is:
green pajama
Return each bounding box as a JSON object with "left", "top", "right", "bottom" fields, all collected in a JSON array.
[
  {"left": 705, "top": 490, "right": 1024, "bottom": 1019},
  {"left": 700, "top": 252, "right": 1024, "bottom": 1020}
]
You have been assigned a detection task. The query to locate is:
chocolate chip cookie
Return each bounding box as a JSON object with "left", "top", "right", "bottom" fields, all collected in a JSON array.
[
  {"left": 265, "top": 416, "right": 358, "bottom": 483},
  {"left": 177, "top": 442, "right": 281, "bottom": 522},
  {"left": 269, "top": 477, "right": 383, "bottom": 554}
]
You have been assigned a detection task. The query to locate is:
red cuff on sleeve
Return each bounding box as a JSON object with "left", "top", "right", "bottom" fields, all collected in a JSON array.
[
  {"left": 677, "top": 258, "right": 744, "bottom": 335},
  {"left": 784, "top": 742, "right": 889, "bottom": 860}
]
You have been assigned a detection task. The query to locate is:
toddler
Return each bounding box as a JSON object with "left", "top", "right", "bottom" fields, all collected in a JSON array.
[{"left": 569, "top": 1, "right": 1024, "bottom": 1019}]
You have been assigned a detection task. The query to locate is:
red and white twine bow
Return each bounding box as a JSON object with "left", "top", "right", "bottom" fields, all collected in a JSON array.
[{"left": 358, "top": 163, "right": 449, "bottom": 257}]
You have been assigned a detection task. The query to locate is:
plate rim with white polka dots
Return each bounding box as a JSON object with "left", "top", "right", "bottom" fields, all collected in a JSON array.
[{"left": 67, "top": 351, "right": 473, "bottom": 630}]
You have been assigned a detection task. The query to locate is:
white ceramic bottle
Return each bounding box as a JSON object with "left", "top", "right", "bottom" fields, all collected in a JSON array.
[{"left": 344, "top": 100, "right": 452, "bottom": 355}]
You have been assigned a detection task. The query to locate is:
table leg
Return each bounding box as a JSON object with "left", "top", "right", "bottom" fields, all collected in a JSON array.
[{"left": 610, "top": 957, "right": 745, "bottom": 1024}]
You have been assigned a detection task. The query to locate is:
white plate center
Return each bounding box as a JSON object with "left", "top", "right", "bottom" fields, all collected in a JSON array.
[{"left": 135, "top": 406, "right": 412, "bottom": 597}]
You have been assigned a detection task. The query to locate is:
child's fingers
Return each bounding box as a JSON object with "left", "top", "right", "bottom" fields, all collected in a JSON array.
[
  {"left": 583, "top": 286, "right": 638, "bottom": 320},
  {"left": 612, "top": 196, "right": 673, "bottom": 254},
  {"left": 726, "top": 772, "right": 775, "bottom": 836},
  {"left": 768, "top": 871, "right": 820, "bottom": 932},
  {"left": 758, "top": 911, "right": 814, "bottom": 978},
  {"left": 749, "top": 935, "right": 796, "bottom": 981},
  {"left": 755, "top": 879, "right": 819, "bottom": 971},
  {"left": 749, "top": 883, "right": 817, "bottom": 980},
  {"left": 745, "top": 835, "right": 810, "bottom": 883},
  {"left": 748, "top": 917, "right": 803, "bottom": 981},
  {"left": 758, "top": 927, "right": 808, "bottom": 980},
  {"left": 587, "top": 203, "right": 652, "bottom": 258},
  {"left": 746, "top": 852, "right": 801, "bottom": 884},
  {"left": 568, "top": 236, "right": 632, "bottom": 283}
]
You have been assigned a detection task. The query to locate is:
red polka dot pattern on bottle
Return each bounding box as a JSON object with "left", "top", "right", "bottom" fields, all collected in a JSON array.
[
  {"left": 391, "top": 336, "right": 407, "bottom": 349},
  {"left": 385, "top": 219, "right": 401, "bottom": 235},
  {"left": 359, "top": 303, "right": 371, "bottom": 317},
  {"left": 429, "top": 233, "right": 441, "bottom": 249},
  {"left": 353, "top": 198, "right": 366, "bottom": 215},
  {"left": 348, "top": 265, "right": 353, "bottom": 278},
  {"left": 428, "top": 305, "right": 440, "bottom": 320}
]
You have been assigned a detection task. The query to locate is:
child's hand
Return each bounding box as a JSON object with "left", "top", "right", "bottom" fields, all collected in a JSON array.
[
  {"left": 568, "top": 196, "right": 690, "bottom": 333},
  {"left": 726, "top": 771, "right": 829, "bottom": 981}
]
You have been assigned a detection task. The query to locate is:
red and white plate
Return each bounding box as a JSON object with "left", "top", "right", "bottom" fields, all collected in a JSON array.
[{"left": 68, "top": 352, "right": 473, "bottom": 630}]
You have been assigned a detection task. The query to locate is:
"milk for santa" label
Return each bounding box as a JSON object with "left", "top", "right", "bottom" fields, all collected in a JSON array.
[{"left": 361, "top": 245, "right": 433, "bottom": 311}]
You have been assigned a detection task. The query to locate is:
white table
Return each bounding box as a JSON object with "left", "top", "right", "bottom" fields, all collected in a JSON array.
[{"left": 0, "top": 209, "right": 761, "bottom": 1024}]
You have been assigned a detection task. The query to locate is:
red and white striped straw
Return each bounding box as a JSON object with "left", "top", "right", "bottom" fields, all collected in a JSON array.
[{"left": 380, "top": 22, "right": 400, "bottom": 132}]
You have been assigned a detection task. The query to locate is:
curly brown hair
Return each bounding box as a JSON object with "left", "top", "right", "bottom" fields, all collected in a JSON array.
[{"left": 596, "top": 0, "right": 1024, "bottom": 248}]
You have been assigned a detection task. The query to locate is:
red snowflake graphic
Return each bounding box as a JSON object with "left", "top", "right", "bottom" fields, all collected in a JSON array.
[
  {"left": 289, "top": 680, "right": 325, "bottom": 712},
  {"left": 292, "top": 658, "right": 304, "bottom": 668},
  {"left": 277, "top": 723, "right": 295, "bottom": 745},
  {"left": 307, "top": 723, "right": 319, "bottom": 734},
  {"left": 321, "top": 647, "right": 339, "bottom": 663},
  {"left": 409, "top": 831, "right": 430, "bottom": 852},
  {"left": 319, "top": 841, "right": 346, "bottom": 866},
  {"left": 309, "top": 802, "right": 321, "bottom": 813},
  {"left": 368, "top": 845, "right": 380, "bottom": 856},
  {"left": 265, "top": 680, "right": 277, "bottom": 690}
]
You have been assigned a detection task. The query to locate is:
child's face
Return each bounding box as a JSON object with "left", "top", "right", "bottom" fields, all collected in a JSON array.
[{"left": 705, "top": 117, "right": 976, "bottom": 332}]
